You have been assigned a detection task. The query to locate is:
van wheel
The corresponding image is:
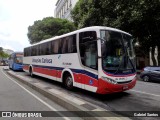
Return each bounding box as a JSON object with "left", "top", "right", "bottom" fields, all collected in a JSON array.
[
  {"left": 143, "top": 75, "right": 150, "bottom": 82},
  {"left": 29, "top": 67, "right": 34, "bottom": 77},
  {"left": 64, "top": 74, "right": 73, "bottom": 90}
]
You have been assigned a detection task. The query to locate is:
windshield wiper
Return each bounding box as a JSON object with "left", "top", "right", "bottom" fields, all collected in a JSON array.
[
  {"left": 114, "top": 54, "right": 125, "bottom": 74},
  {"left": 128, "top": 56, "right": 136, "bottom": 72},
  {"left": 114, "top": 34, "right": 136, "bottom": 74}
]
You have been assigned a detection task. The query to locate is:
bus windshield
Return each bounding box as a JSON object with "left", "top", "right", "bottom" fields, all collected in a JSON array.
[
  {"left": 100, "top": 30, "right": 135, "bottom": 74},
  {"left": 15, "top": 54, "right": 23, "bottom": 64}
]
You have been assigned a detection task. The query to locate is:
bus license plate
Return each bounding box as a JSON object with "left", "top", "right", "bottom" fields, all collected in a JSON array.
[{"left": 123, "top": 86, "right": 128, "bottom": 90}]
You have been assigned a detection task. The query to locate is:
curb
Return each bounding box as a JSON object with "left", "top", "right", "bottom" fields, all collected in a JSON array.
[{"left": 6, "top": 70, "right": 130, "bottom": 120}]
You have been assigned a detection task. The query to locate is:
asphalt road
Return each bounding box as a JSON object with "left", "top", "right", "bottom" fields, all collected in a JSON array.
[
  {"left": 0, "top": 66, "right": 82, "bottom": 120},
  {"left": 2, "top": 66, "right": 160, "bottom": 120}
]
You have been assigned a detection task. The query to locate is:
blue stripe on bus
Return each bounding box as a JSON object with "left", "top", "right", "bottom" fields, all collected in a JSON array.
[
  {"left": 23, "top": 64, "right": 98, "bottom": 80},
  {"left": 33, "top": 65, "right": 63, "bottom": 71},
  {"left": 71, "top": 69, "right": 98, "bottom": 79}
]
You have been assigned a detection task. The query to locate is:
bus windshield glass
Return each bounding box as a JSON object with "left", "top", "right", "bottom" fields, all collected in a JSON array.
[
  {"left": 100, "top": 30, "right": 135, "bottom": 74},
  {"left": 15, "top": 54, "right": 23, "bottom": 64}
]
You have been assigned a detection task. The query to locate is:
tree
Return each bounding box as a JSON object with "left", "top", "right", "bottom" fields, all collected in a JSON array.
[
  {"left": 0, "top": 47, "right": 9, "bottom": 58},
  {"left": 0, "top": 47, "right": 3, "bottom": 58},
  {"left": 0, "top": 47, "right": 2, "bottom": 52},
  {"left": 71, "top": 0, "right": 160, "bottom": 65},
  {"left": 27, "top": 17, "right": 76, "bottom": 44}
]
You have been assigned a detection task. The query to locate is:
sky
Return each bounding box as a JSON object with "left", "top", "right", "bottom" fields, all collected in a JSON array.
[{"left": 0, "top": 0, "right": 57, "bottom": 51}]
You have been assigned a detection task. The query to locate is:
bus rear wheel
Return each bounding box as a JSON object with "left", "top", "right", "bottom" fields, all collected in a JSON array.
[
  {"left": 64, "top": 74, "right": 73, "bottom": 90},
  {"left": 29, "top": 67, "right": 34, "bottom": 77}
]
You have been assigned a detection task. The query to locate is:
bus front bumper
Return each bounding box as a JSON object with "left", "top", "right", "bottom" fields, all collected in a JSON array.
[
  {"left": 96, "top": 77, "right": 136, "bottom": 94},
  {"left": 13, "top": 64, "right": 23, "bottom": 70}
]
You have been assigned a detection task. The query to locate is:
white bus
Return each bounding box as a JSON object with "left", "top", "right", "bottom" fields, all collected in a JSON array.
[{"left": 23, "top": 26, "right": 136, "bottom": 94}]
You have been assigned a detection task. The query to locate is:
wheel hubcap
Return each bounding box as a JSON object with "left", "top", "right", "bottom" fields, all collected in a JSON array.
[
  {"left": 30, "top": 70, "right": 32, "bottom": 76},
  {"left": 143, "top": 76, "right": 149, "bottom": 81},
  {"left": 66, "top": 77, "right": 73, "bottom": 87}
]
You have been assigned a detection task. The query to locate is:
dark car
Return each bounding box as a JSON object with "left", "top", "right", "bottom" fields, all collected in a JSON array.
[
  {"left": 140, "top": 66, "right": 160, "bottom": 82},
  {"left": 0, "top": 60, "right": 6, "bottom": 66}
]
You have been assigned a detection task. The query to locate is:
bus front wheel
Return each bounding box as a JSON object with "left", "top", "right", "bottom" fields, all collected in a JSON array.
[{"left": 64, "top": 73, "right": 73, "bottom": 90}]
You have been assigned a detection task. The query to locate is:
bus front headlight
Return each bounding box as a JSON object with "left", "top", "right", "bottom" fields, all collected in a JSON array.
[{"left": 101, "top": 76, "right": 117, "bottom": 84}]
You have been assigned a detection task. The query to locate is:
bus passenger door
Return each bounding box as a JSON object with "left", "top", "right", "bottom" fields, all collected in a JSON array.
[{"left": 79, "top": 31, "right": 98, "bottom": 91}]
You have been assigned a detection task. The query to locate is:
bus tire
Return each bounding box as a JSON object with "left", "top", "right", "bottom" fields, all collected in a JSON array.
[
  {"left": 64, "top": 73, "right": 73, "bottom": 90},
  {"left": 29, "top": 67, "right": 34, "bottom": 77}
]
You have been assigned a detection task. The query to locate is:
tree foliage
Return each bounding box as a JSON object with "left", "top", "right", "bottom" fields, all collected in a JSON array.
[
  {"left": 71, "top": 0, "right": 160, "bottom": 65},
  {"left": 27, "top": 17, "right": 76, "bottom": 44},
  {"left": 0, "top": 47, "right": 9, "bottom": 58},
  {"left": 0, "top": 47, "right": 3, "bottom": 52}
]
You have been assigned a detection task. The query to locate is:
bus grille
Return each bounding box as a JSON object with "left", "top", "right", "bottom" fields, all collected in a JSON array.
[{"left": 117, "top": 80, "right": 132, "bottom": 84}]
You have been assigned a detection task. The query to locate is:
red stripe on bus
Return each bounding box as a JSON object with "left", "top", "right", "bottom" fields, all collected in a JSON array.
[
  {"left": 33, "top": 67, "right": 61, "bottom": 78},
  {"left": 23, "top": 65, "right": 29, "bottom": 70}
]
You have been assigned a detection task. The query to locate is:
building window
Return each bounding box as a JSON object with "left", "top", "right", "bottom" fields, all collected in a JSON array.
[
  {"left": 65, "top": 1, "right": 67, "bottom": 12},
  {"left": 61, "top": 9, "right": 63, "bottom": 18},
  {"left": 63, "top": 5, "right": 65, "bottom": 14},
  {"left": 70, "top": 0, "right": 72, "bottom": 7},
  {"left": 57, "top": 13, "right": 59, "bottom": 18},
  {"left": 68, "top": 0, "right": 70, "bottom": 9},
  {"left": 66, "top": 0, "right": 68, "bottom": 10}
]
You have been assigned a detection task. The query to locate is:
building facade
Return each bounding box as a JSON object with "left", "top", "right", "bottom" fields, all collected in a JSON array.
[
  {"left": 149, "top": 46, "right": 158, "bottom": 66},
  {"left": 54, "top": 0, "right": 79, "bottom": 21}
]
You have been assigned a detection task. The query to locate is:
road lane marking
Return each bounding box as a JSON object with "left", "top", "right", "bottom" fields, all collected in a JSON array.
[
  {"left": 137, "top": 80, "right": 160, "bottom": 88},
  {"left": 130, "top": 89, "right": 160, "bottom": 97},
  {"left": 1, "top": 69, "right": 71, "bottom": 120}
]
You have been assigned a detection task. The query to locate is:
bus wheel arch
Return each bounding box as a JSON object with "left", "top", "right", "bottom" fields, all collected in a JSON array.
[{"left": 62, "top": 70, "right": 74, "bottom": 90}]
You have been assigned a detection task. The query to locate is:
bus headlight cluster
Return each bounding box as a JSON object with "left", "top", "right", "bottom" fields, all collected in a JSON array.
[{"left": 102, "top": 76, "right": 117, "bottom": 84}]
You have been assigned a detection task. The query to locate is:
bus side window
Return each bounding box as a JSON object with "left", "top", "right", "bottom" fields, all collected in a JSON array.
[
  {"left": 36, "top": 45, "right": 39, "bottom": 56},
  {"left": 48, "top": 41, "right": 52, "bottom": 55},
  {"left": 45, "top": 42, "right": 50, "bottom": 55},
  {"left": 62, "top": 37, "right": 68, "bottom": 54},
  {"left": 61, "top": 34, "right": 77, "bottom": 54},
  {"left": 27, "top": 47, "right": 31, "bottom": 56},
  {"left": 41, "top": 44, "right": 46, "bottom": 55},
  {"left": 53, "top": 40, "right": 59, "bottom": 54},
  {"left": 58, "top": 39, "right": 62, "bottom": 54},
  {"left": 68, "top": 34, "right": 77, "bottom": 53},
  {"left": 24, "top": 48, "right": 26, "bottom": 57},
  {"left": 51, "top": 41, "right": 54, "bottom": 54}
]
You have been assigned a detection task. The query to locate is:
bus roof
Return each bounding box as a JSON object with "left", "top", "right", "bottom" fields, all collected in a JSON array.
[
  {"left": 11, "top": 52, "right": 23, "bottom": 54},
  {"left": 27, "top": 26, "right": 131, "bottom": 47}
]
